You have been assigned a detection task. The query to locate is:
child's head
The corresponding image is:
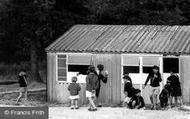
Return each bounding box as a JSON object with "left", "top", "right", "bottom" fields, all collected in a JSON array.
[
  {"left": 19, "top": 69, "right": 26, "bottom": 76},
  {"left": 123, "top": 72, "right": 129, "bottom": 82},
  {"left": 97, "top": 64, "right": 104, "bottom": 71},
  {"left": 88, "top": 65, "right": 95, "bottom": 73},
  {"left": 169, "top": 69, "right": 175, "bottom": 75},
  {"left": 152, "top": 65, "right": 159, "bottom": 73},
  {"left": 71, "top": 76, "right": 77, "bottom": 83}
]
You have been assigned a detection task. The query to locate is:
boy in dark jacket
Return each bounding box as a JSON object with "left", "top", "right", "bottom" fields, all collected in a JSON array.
[
  {"left": 16, "top": 69, "right": 28, "bottom": 103},
  {"left": 86, "top": 65, "right": 99, "bottom": 111},
  {"left": 68, "top": 76, "right": 81, "bottom": 109}
]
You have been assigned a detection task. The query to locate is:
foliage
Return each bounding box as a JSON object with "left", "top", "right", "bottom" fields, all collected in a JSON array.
[{"left": 0, "top": 0, "right": 189, "bottom": 64}]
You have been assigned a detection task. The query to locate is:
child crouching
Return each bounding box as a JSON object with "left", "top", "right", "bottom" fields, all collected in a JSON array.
[
  {"left": 128, "top": 89, "right": 145, "bottom": 109},
  {"left": 68, "top": 76, "right": 81, "bottom": 109}
]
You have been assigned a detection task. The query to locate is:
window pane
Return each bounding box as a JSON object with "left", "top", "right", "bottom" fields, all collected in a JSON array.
[
  {"left": 68, "top": 65, "right": 89, "bottom": 75},
  {"left": 58, "top": 77, "right": 66, "bottom": 81},
  {"left": 123, "top": 66, "right": 139, "bottom": 73},
  {"left": 58, "top": 68, "right": 66, "bottom": 77},
  {"left": 143, "top": 66, "right": 153, "bottom": 73},
  {"left": 58, "top": 55, "right": 66, "bottom": 58},
  {"left": 68, "top": 55, "right": 91, "bottom": 65},
  {"left": 123, "top": 56, "right": 139, "bottom": 66},
  {"left": 143, "top": 56, "right": 159, "bottom": 66},
  {"left": 163, "top": 58, "right": 179, "bottom": 73},
  {"left": 58, "top": 59, "right": 66, "bottom": 67}
]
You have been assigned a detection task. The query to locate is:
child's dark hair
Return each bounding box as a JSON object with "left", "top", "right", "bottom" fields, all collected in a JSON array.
[
  {"left": 97, "top": 64, "right": 104, "bottom": 71},
  {"left": 88, "top": 65, "right": 95, "bottom": 73},
  {"left": 72, "top": 76, "right": 77, "bottom": 82}
]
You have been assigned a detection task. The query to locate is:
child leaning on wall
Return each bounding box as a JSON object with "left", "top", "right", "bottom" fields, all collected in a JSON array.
[{"left": 68, "top": 76, "right": 81, "bottom": 109}]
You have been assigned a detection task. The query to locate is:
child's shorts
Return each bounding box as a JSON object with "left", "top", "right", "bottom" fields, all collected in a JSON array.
[
  {"left": 20, "top": 87, "right": 27, "bottom": 93},
  {"left": 86, "top": 91, "right": 95, "bottom": 98},
  {"left": 69, "top": 95, "right": 79, "bottom": 100},
  {"left": 150, "top": 86, "right": 160, "bottom": 96}
]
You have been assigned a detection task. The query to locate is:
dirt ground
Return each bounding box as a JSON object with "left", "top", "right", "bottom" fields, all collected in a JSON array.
[{"left": 49, "top": 106, "right": 190, "bottom": 119}]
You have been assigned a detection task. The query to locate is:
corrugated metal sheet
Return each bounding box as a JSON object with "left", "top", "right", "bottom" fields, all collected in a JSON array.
[{"left": 46, "top": 25, "right": 190, "bottom": 54}]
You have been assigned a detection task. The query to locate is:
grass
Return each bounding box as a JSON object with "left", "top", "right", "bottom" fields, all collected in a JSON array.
[{"left": 0, "top": 90, "right": 47, "bottom": 106}]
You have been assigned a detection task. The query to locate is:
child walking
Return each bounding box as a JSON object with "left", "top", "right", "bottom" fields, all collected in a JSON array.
[
  {"left": 16, "top": 69, "right": 28, "bottom": 104},
  {"left": 86, "top": 65, "right": 99, "bottom": 111},
  {"left": 68, "top": 76, "right": 81, "bottom": 109}
]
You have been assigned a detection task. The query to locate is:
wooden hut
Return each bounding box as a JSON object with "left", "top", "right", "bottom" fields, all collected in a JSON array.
[{"left": 46, "top": 25, "right": 190, "bottom": 105}]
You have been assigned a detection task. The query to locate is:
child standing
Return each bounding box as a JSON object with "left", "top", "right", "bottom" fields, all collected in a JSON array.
[
  {"left": 167, "top": 69, "right": 183, "bottom": 107},
  {"left": 86, "top": 65, "right": 99, "bottom": 111},
  {"left": 68, "top": 76, "right": 81, "bottom": 109},
  {"left": 16, "top": 69, "right": 28, "bottom": 103}
]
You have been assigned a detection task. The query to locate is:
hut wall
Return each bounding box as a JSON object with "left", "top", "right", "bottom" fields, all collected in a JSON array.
[
  {"left": 180, "top": 56, "right": 190, "bottom": 103},
  {"left": 47, "top": 53, "right": 56, "bottom": 102}
]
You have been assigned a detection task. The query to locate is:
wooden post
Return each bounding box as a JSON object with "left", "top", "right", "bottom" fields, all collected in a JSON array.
[
  {"left": 159, "top": 57, "right": 164, "bottom": 92},
  {"left": 139, "top": 57, "right": 143, "bottom": 94}
]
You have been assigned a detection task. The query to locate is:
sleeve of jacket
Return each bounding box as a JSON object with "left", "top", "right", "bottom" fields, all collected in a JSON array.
[
  {"left": 158, "top": 73, "right": 162, "bottom": 82},
  {"left": 68, "top": 85, "right": 70, "bottom": 91},
  {"left": 86, "top": 76, "right": 89, "bottom": 84},
  {"left": 144, "top": 74, "right": 150, "bottom": 86},
  {"left": 98, "top": 74, "right": 107, "bottom": 83},
  {"left": 95, "top": 76, "right": 100, "bottom": 90},
  {"left": 78, "top": 84, "right": 81, "bottom": 91}
]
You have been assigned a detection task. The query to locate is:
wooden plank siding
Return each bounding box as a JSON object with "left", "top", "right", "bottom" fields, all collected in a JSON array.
[
  {"left": 180, "top": 56, "right": 190, "bottom": 103},
  {"left": 47, "top": 53, "right": 55, "bottom": 102},
  {"left": 47, "top": 53, "right": 190, "bottom": 105},
  {"left": 93, "top": 54, "right": 121, "bottom": 105}
]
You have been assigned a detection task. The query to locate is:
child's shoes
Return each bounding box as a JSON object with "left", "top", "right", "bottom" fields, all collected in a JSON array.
[{"left": 70, "top": 105, "right": 74, "bottom": 110}]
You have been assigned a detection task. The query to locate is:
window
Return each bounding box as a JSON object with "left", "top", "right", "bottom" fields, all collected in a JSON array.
[
  {"left": 67, "top": 54, "right": 92, "bottom": 83},
  {"left": 123, "top": 66, "right": 139, "bottom": 73},
  {"left": 122, "top": 55, "right": 141, "bottom": 84},
  {"left": 143, "top": 66, "right": 152, "bottom": 73},
  {"left": 68, "top": 65, "right": 89, "bottom": 75},
  {"left": 57, "top": 55, "right": 67, "bottom": 81},
  {"left": 163, "top": 58, "right": 179, "bottom": 73},
  {"left": 143, "top": 56, "right": 159, "bottom": 73}
]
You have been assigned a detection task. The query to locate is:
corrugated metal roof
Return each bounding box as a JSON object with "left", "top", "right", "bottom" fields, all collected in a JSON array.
[{"left": 46, "top": 25, "right": 190, "bottom": 54}]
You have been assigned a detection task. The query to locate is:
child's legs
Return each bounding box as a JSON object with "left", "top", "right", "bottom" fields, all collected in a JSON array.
[
  {"left": 174, "top": 97, "right": 178, "bottom": 106},
  {"left": 153, "top": 87, "right": 159, "bottom": 107},
  {"left": 178, "top": 96, "right": 183, "bottom": 106},
  {"left": 131, "top": 100, "right": 136, "bottom": 109},
  {"left": 74, "top": 99, "right": 78, "bottom": 107},
  {"left": 16, "top": 90, "right": 23, "bottom": 103},
  {"left": 71, "top": 99, "right": 75, "bottom": 107},
  {"left": 88, "top": 97, "right": 96, "bottom": 109},
  {"left": 23, "top": 88, "right": 27, "bottom": 100}
]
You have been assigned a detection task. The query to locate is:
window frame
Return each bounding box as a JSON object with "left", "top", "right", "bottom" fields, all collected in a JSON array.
[
  {"left": 56, "top": 54, "right": 68, "bottom": 82},
  {"left": 56, "top": 53, "right": 92, "bottom": 82}
]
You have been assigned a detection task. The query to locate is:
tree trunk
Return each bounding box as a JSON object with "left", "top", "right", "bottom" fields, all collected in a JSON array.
[{"left": 30, "top": 43, "right": 44, "bottom": 83}]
